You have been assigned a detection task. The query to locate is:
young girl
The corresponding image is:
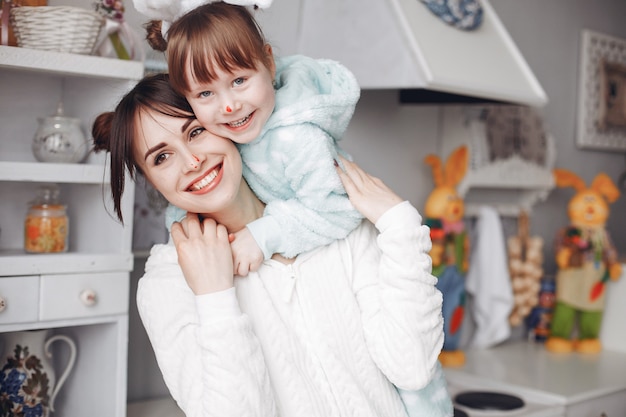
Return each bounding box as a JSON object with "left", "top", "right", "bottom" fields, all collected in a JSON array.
[
  {"left": 92, "top": 73, "right": 448, "bottom": 417},
  {"left": 136, "top": 0, "right": 362, "bottom": 275}
]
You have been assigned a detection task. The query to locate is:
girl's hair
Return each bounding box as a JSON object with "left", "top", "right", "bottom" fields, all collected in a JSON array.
[
  {"left": 145, "top": 2, "right": 272, "bottom": 95},
  {"left": 92, "top": 73, "right": 194, "bottom": 223}
]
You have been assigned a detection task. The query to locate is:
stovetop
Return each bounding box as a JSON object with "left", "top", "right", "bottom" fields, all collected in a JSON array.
[{"left": 445, "top": 369, "right": 565, "bottom": 417}]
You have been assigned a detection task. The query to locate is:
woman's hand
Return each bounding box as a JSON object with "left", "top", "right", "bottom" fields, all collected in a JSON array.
[
  {"left": 170, "top": 213, "right": 234, "bottom": 295},
  {"left": 335, "top": 156, "right": 404, "bottom": 224}
]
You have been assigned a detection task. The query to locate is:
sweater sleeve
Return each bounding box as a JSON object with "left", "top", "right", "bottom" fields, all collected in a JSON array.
[
  {"left": 246, "top": 123, "right": 363, "bottom": 259},
  {"left": 348, "top": 201, "right": 444, "bottom": 390},
  {"left": 136, "top": 243, "right": 278, "bottom": 417}
]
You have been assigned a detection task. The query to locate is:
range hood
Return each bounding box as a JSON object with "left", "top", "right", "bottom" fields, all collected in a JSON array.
[{"left": 294, "top": 0, "right": 548, "bottom": 107}]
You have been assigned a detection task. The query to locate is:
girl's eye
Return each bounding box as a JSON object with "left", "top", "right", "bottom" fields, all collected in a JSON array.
[
  {"left": 199, "top": 91, "right": 213, "bottom": 98},
  {"left": 233, "top": 77, "right": 245, "bottom": 87}
]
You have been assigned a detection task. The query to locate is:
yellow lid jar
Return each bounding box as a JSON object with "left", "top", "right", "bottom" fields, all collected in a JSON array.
[{"left": 24, "top": 185, "right": 68, "bottom": 253}]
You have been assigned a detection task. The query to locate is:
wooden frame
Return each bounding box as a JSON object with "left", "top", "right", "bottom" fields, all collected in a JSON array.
[{"left": 576, "top": 30, "right": 626, "bottom": 151}]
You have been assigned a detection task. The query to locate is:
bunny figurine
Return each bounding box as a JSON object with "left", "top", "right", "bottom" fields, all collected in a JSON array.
[
  {"left": 546, "top": 169, "right": 622, "bottom": 354},
  {"left": 423, "top": 145, "right": 469, "bottom": 367}
]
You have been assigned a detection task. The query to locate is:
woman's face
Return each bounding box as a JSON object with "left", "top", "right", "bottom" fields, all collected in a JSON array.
[{"left": 133, "top": 108, "right": 244, "bottom": 216}]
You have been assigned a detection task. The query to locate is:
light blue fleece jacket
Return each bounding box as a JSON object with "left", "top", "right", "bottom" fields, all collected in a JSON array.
[{"left": 166, "top": 55, "right": 363, "bottom": 259}]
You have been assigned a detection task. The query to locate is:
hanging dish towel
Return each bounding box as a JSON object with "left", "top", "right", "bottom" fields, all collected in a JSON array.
[{"left": 465, "top": 206, "right": 513, "bottom": 348}]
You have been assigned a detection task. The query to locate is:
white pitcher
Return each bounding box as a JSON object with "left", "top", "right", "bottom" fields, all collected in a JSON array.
[{"left": 0, "top": 329, "right": 76, "bottom": 417}]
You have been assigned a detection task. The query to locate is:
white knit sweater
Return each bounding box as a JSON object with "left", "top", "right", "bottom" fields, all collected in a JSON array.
[{"left": 137, "top": 201, "right": 444, "bottom": 417}]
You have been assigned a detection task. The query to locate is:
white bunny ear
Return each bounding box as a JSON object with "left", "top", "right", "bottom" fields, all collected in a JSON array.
[
  {"left": 133, "top": 0, "right": 273, "bottom": 39},
  {"left": 225, "top": 0, "right": 273, "bottom": 8},
  {"left": 133, "top": 0, "right": 273, "bottom": 21},
  {"left": 132, "top": 0, "right": 183, "bottom": 21}
]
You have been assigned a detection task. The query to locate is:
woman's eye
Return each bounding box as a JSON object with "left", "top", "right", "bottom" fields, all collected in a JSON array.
[
  {"left": 154, "top": 153, "right": 169, "bottom": 166},
  {"left": 233, "top": 77, "right": 245, "bottom": 87},
  {"left": 199, "top": 91, "right": 212, "bottom": 98},
  {"left": 189, "top": 126, "right": 205, "bottom": 139}
]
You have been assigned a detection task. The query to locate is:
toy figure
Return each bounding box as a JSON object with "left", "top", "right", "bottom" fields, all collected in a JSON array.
[
  {"left": 525, "top": 278, "right": 556, "bottom": 342},
  {"left": 423, "top": 145, "right": 469, "bottom": 367},
  {"left": 546, "top": 169, "right": 622, "bottom": 354}
]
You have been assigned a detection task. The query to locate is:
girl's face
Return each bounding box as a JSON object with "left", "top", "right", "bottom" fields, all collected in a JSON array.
[
  {"left": 184, "top": 47, "right": 276, "bottom": 145},
  {"left": 133, "top": 108, "right": 244, "bottom": 216}
]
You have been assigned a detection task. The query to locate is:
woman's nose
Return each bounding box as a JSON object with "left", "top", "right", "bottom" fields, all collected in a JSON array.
[{"left": 183, "top": 154, "right": 201, "bottom": 172}]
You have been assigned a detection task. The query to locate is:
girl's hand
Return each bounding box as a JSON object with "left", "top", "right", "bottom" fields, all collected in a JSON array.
[
  {"left": 170, "top": 213, "right": 234, "bottom": 295},
  {"left": 229, "top": 227, "right": 264, "bottom": 277},
  {"left": 335, "top": 156, "right": 403, "bottom": 224}
]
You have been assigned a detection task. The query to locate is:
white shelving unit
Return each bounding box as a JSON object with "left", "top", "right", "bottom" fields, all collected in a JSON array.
[{"left": 0, "top": 45, "right": 143, "bottom": 417}]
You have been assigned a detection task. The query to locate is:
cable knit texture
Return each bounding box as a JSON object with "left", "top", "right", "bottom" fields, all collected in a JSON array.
[{"left": 137, "top": 201, "right": 444, "bottom": 416}]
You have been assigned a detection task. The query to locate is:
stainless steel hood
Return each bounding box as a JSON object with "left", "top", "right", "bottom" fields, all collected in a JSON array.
[{"left": 293, "top": 0, "right": 548, "bottom": 106}]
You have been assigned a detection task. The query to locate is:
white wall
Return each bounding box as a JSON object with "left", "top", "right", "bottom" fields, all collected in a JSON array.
[{"left": 490, "top": 0, "right": 626, "bottom": 266}]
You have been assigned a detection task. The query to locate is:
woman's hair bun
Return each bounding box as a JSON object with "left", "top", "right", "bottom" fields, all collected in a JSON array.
[{"left": 92, "top": 111, "right": 115, "bottom": 153}]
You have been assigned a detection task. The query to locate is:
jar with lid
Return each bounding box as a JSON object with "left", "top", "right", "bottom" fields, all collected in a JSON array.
[
  {"left": 32, "top": 102, "right": 89, "bottom": 163},
  {"left": 24, "top": 185, "right": 69, "bottom": 253}
]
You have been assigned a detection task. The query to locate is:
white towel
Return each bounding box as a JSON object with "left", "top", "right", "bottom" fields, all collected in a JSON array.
[{"left": 465, "top": 206, "right": 513, "bottom": 348}]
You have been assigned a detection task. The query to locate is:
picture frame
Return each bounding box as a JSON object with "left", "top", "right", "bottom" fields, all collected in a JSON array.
[{"left": 576, "top": 30, "right": 626, "bottom": 151}]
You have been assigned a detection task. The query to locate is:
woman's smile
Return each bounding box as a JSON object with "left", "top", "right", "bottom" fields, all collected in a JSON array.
[{"left": 187, "top": 163, "right": 224, "bottom": 193}]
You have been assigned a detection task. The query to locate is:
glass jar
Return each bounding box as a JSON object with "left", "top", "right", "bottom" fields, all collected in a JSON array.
[
  {"left": 24, "top": 185, "right": 69, "bottom": 253},
  {"left": 32, "top": 102, "right": 88, "bottom": 163}
]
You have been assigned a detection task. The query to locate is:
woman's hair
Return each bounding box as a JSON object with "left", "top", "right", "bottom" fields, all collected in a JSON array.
[
  {"left": 92, "top": 73, "right": 194, "bottom": 223},
  {"left": 145, "top": 2, "right": 272, "bottom": 95}
]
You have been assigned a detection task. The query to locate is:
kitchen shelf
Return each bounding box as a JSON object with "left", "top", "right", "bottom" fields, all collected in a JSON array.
[
  {"left": 0, "top": 251, "right": 133, "bottom": 276},
  {"left": 0, "top": 161, "right": 110, "bottom": 184},
  {"left": 0, "top": 43, "right": 142, "bottom": 417},
  {"left": 0, "top": 45, "right": 143, "bottom": 80}
]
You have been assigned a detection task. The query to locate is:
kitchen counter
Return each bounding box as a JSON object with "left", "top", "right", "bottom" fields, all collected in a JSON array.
[{"left": 445, "top": 341, "right": 626, "bottom": 415}]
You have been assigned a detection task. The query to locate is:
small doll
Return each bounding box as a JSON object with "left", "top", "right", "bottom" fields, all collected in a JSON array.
[
  {"left": 525, "top": 278, "right": 556, "bottom": 342},
  {"left": 423, "top": 145, "right": 469, "bottom": 367},
  {"left": 546, "top": 169, "right": 622, "bottom": 354}
]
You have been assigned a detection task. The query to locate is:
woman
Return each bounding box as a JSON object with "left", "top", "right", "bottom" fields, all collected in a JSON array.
[{"left": 93, "top": 73, "right": 447, "bottom": 417}]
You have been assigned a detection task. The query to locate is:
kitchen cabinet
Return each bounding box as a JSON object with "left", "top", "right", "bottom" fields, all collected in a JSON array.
[{"left": 0, "top": 45, "right": 143, "bottom": 417}]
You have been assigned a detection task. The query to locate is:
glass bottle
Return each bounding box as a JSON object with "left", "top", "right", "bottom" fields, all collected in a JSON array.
[{"left": 24, "top": 185, "right": 69, "bottom": 253}]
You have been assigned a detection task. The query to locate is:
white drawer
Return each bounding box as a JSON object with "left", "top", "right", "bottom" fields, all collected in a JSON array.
[
  {"left": 0, "top": 275, "right": 39, "bottom": 324},
  {"left": 40, "top": 272, "right": 129, "bottom": 321}
]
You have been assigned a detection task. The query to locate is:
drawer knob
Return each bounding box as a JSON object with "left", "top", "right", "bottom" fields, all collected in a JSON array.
[
  {"left": 80, "top": 289, "right": 97, "bottom": 306},
  {"left": 0, "top": 296, "right": 5, "bottom": 313}
]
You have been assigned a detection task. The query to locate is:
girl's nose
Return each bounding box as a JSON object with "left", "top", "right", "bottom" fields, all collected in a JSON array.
[{"left": 221, "top": 99, "right": 242, "bottom": 115}]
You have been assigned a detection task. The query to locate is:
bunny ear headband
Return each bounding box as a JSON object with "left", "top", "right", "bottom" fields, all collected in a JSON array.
[{"left": 133, "top": 0, "right": 273, "bottom": 37}]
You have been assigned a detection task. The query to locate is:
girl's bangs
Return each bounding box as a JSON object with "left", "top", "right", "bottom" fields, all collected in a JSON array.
[{"left": 185, "top": 28, "right": 263, "bottom": 87}]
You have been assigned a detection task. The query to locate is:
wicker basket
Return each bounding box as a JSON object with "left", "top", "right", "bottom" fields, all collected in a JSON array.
[{"left": 9, "top": 6, "right": 104, "bottom": 55}]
